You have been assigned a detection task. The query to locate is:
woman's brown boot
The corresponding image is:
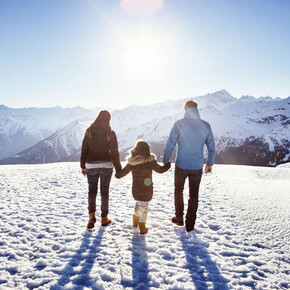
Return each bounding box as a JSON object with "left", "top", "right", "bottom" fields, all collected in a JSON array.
[
  {"left": 87, "top": 212, "right": 96, "bottom": 229},
  {"left": 101, "top": 217, "right": 112, "bottom": 226},
  {"left": 139, "top": 222, "right": 148, "bottom": 234}
]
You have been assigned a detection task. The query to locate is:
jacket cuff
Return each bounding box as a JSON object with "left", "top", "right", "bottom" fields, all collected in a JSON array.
[{"left": 112, "top": 159, "right": 122, "bottom": 172}]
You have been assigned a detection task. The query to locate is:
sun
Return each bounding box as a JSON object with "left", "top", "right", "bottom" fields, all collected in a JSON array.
[{"left": 117, "top": 27, "right": 168, "bottom": 77}]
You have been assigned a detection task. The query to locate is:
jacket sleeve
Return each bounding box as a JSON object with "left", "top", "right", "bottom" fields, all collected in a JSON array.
[
  {"left": 152, "top": 161, "right": 171, "bottom": 173},
  {"left": 80, "top": 134, "right": 88, "bottom": 169},
  {"left": 110, "top": 131, "right": 122, "bottom": 172},
  {"left": 205, "top": 125, "right": 216, "bottom": 166},
  {"left": 163, "top": 122, "right": 179, "bottom": 164},
  {"left": 115, "top": 163, "right": 132, "bottom": 178}
]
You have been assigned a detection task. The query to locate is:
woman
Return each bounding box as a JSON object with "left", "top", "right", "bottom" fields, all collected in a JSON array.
[{"left": 80, "top": 110, "right": 121, "bottom": 229}]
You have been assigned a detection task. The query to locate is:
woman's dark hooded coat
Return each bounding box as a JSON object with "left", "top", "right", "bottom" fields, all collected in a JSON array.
[{"left": 80, "top": 113, "right": 121, "bottom": 172}]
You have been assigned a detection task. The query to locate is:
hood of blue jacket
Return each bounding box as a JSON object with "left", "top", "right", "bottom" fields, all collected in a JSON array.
[
  {"left": 184, "top": 108, "right": 201, "bottom": 120},
  {"left": 163, "top": 107, "right": 215, "bottom": 169}
]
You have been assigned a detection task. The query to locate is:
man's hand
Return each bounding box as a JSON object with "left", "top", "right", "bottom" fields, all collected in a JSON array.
[
  {"left": 205, "top": 166, "right": 212, "bottom": 174},
  {"left": 81, "top": 168, "right": 86, "bottom": 176}
]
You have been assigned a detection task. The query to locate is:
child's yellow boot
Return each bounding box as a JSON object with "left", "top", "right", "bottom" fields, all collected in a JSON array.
[
  {"left": 139, "top": 222, "right": 148, "bottom": 234},
  {"left": 133, "top": 215, "right": 140, "bottom": 227}
]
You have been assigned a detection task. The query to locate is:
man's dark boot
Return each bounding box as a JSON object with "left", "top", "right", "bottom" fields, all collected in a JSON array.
[
  {"left": 186, "top": 226, "right": 195, "bottom": 232},
  {"left": 172, "top": 216, "right": 184, "bottom": 226}
]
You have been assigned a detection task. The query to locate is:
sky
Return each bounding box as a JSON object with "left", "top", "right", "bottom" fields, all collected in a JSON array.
[{"left": 0, "top": 0, "right": 290, "bottom": 109}]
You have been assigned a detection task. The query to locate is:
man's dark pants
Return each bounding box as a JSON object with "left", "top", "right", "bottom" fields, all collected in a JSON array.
[
  {"left": 87, "top": 168, "right": 113, "bottom": 217},
  {"left": 174, "top": 166, "right": 202, "bottom": 230}
]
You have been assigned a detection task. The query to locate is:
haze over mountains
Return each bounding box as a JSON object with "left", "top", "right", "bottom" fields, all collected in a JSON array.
[{"left": 0, "top": 90, "right": 289, "bottom": 166}]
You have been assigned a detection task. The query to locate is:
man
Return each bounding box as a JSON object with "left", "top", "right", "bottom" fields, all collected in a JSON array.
[{"left": 163, "top": 100, "right": 215, "bottom": 232}]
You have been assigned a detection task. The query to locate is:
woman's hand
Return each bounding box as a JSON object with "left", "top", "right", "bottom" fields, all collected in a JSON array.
[{"left": 81, "top": 168, "right": 86, "bottom": 176}]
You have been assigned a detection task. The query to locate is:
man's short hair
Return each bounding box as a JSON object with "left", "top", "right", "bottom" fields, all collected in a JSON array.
[{"left": 184, "top": 100, "right": 198, "bottom": 110}]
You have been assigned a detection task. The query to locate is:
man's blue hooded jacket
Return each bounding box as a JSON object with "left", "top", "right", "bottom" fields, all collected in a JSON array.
[{"left": 163, "top": 108, "right": 215, "bottom": 170}]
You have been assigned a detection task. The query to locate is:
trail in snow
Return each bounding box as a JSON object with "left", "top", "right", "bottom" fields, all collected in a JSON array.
[{"left": 0, "top": 162, "right": 289, "bottom": 289}]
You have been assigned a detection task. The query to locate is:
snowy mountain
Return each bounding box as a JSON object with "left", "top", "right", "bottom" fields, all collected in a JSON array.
[
  {"left": 0, "top": 105, "right": 99, "bottom": 160},
  {"left": 112, "top": 90, "right": 290, "bottom": 166},
  {"left": 0, "top": 90, "right": 289, "bottom": 166},
  {"left": 0, "top": 121, "right": 88, "bottom": 164}
]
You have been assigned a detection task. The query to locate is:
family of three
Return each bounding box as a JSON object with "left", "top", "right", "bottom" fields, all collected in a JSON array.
[{"left": 80, "top": 100, "right": 216, "bottom": 234}]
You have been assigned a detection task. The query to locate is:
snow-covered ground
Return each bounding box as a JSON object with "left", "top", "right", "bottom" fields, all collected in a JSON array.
[{"left": 0, "top": 162, "right": 289, "bottom": 289}]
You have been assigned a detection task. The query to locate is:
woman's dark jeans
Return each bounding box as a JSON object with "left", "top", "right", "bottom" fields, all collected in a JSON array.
[
  {"left": 174, "top": 166, "right": 202, "bottom": 230},
  {"left": 86, "top": 168, "right": 113, "bottom": 217}
]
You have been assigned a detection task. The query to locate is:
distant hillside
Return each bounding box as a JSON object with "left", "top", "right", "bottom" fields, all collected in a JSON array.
[{"left": 0, "top": 90, "right": 289, "bottom": 166}]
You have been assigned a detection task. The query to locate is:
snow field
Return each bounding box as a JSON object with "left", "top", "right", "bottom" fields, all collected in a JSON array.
[{"left": 0, "top": 162, "right": 289, "bottom": 289}]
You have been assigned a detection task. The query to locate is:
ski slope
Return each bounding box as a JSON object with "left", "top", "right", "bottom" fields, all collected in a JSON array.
[{"left": 0, "top": 162, "right": 289, "bottom": 289}]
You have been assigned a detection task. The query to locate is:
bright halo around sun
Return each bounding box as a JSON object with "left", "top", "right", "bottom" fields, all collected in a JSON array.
[
  {"left": 117, "top": 27, "right": 169, "bottom": 78},
  {"left": 121, "top": 0, "right": 163, "bottom": 16}
]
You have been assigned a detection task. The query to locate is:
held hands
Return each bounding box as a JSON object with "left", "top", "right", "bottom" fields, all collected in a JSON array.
[
  {"left": 81, "top": 168, "right": 86, "bottom": 176},
  {"left": 205, "top": 166, "right": 212, "bottom": 174},
  {"left": 115, "top": 170, "right": 122, "bottom": 179},
  {"left": 165, "top": 162, "right": 171, "bottom": 170}
]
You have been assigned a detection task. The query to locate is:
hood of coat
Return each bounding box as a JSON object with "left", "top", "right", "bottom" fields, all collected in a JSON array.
[
  {"left": 127, "top": 153, "right": 156, "bottom": 166},
  {"left": 91, "top": 123, "right": 109, "bottom": 133},
  {"left": 86, "top": 122, "right": 111, "bottom": 140},
  {"left": 184, "top": 108, "right": 201, "bottom": 120}
]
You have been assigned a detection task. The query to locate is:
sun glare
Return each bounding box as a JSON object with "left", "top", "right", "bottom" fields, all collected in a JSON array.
[
  {"left": 121, "top": 0, "right": 163, "bottom": 16},
  {"left": 116, "top": 27, "right": 169, "bottom": 77}
]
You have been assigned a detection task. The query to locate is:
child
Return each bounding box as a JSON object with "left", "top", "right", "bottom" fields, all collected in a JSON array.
[{"left": 115, "top": 140, "right": 171, "bottom": 234}]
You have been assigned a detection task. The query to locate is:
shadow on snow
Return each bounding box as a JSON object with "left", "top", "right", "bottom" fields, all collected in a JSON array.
[
  {"left": 50, "top": 227, "right": 105, "bottom": 289},
  {"left": 121, "top": 232, "right": 150, "bottom": 289},
  {"left": 49, "top": 225, "right": 228, "bottom": 289},
  {"left": 176, "top": 228, "right": 230, "bottom": 289}
]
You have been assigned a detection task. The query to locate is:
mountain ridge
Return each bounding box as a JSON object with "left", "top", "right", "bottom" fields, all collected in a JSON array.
[{"left": 1, "top": 90, "right": 289, "bottom": 166}]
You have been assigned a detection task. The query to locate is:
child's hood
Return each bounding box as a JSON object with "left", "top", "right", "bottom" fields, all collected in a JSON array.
[{"left": 127, "top": 154, "right": 156, "bottom": 166}]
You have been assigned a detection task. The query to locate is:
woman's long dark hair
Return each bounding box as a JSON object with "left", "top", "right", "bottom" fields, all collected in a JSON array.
[
  {"left": 86, "top": 110, "right": 112, "bottom": 141},
  {"left": 94, "top": 110, "right": 111, "bottom": 124}
]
